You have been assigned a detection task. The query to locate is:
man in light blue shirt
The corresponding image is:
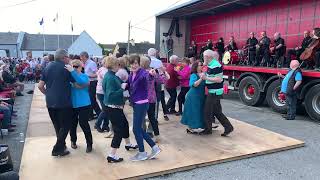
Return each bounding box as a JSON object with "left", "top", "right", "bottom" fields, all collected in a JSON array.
[{"left": 278, "top": 60, "right": 302, "bottom": 120}]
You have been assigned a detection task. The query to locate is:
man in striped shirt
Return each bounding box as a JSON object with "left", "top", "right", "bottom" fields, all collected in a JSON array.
[{"left": 201, "top": 50, "right": 234, "bottom": 136}]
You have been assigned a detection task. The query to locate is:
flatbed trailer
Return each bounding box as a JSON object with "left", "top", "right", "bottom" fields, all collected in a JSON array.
[{"left": 223, "top": 65, "right": 320, "bottom": 121}]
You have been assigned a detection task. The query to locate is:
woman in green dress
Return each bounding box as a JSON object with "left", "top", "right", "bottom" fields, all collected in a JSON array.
[{"left": 181, "top": 61, "right": 206, "bottom": 133}]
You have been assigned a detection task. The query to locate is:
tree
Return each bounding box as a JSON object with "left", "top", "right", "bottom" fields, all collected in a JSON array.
[{"left": 98, "top": 43, "right": 107, "bottom": 55}]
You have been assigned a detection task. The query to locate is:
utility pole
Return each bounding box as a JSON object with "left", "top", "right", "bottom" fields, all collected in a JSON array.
[{"left": 127, "top": 21, "right": 131, "bottom": 55}]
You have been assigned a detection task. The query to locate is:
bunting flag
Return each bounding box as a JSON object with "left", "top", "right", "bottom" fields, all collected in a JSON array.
[
  {"left": 39, "top": 17, "right": 44, "bottom": 26},
  {"left": 53, "top": 13, "right": 58, "bottom": 22}
]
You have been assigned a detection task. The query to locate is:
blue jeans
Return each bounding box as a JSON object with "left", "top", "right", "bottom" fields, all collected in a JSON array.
[
  {"left": 0, "top": 104, "right": 12, "bottom": 128},
  {"left": 133, "top": 103, "right": 156, "bottom": 152},
  {"left": 95, "top": 94, "right": 109, "bottom": 129},
  {"left": 286, "top": 93, "right": 297, "bottom": 119}
]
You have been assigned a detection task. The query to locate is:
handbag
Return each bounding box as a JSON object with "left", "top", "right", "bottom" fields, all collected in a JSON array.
[{"left": 0, "top": 144, "right": 13, "bottom": 173}]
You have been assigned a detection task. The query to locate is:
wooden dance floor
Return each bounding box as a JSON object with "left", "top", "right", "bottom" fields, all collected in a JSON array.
[{"left": 19, "top": 87, "right": 304, "bottom": 180}]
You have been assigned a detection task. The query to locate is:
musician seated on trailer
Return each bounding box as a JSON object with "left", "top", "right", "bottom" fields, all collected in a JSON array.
[
  {"left": 225, "top": 36, "right": 238, "bottom": 52},
  {"left": 206, "top": 39, "right": 213, "bottom": 50},
  {"left": 255, "top": 31, "right": 271, "bottom": 66},
  {"left": 187, "top": 41, "right": 197, "bottom": 58},
  {"left": 287, "top": 31, "right": 312, "bottom": 63},
  {"left": 312, "top": 27, "right": 320, "bottom": 71},
  {"left": 246, "top": 32, "right": 258, "bottom": 65},
  {"left": 272, "top": 32, "right": 286, "bottom": 68},
  {"left": 215, "top": 37, "right": 225, "bottom": 61}
]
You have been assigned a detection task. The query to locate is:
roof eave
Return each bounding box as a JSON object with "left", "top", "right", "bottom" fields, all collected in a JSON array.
[{"left": 155, "top": 0, "right": 204, "bottom": 18}]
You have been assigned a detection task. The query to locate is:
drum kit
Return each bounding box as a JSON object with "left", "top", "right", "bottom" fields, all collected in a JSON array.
[{"left": 222, "top": 49, "right": 248, "bottom": 65}]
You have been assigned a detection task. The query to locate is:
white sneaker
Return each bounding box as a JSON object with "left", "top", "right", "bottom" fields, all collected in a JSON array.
[
  {"left": 148, "top": 145, "right": 161, "bottom": 159},
  {"left": 130, "top": 152, "right": 148, "bottom": 162}
]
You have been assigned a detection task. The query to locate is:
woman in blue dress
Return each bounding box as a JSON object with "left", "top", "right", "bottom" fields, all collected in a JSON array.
[{"left": 181, "top": 61, "right": 206, "bottom": 133}]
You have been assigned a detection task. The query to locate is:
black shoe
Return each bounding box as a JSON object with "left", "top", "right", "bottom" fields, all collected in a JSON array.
[
  {"left": 102, "top": 126, "right": 110, "bottom": 132},
  {"left": 8, "top": 128, "right": 15, "bottom": 132},
  {"left": 16, "top": 92, "right": 24, "bottom": 96},
  {"left": 221, "top": 126, "right": 234, "bottom": 137},
  {"left": 125, "top": 144, "right": 138, "bottom": 151},
  {"left": 164, "top": 115, "right": 169, "bottom": 121},
  {"left": 86, "top": 145, "right": 92, "bottom": 153},
  {"left": 71, "top": 142, "right": 77, "bottom": 149},
  {"left": 168, "top": 110, "right": 177, "bottom": 114},
  {"left": 96, "top": 127, "right": 104, "bottom": 133},
  {"left": 199, "top": 130, "right": 212, "bottom": 135},
  {"left": 52, "top": 150, "right": 70, "bottom": 157},
  {"left": 175, "top": 112, "right": 182, "bottom": 116},
  {"left": 107, "top": 156, "right": 123, "bottom": 163},
  {"left": 285, "top": 117, "right": 295, "bottom": 120}
]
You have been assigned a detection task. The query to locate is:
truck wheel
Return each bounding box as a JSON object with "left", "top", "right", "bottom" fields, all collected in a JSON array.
[
  {"left": 305, "top": 84, "right": 320, "bottom": 121},
  {"left": 266, "top": 79, "right": 287, "bottom": 114},
  {"left": 238, "top": 76, "right": 265, "bottom": 106}
]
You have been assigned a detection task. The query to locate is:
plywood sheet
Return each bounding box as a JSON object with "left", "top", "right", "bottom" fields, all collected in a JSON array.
[{"left": 20, "top": 86, "right": 304, "bottom": 180}]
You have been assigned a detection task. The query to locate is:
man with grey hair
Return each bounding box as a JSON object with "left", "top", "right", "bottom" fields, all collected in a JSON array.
[
  {"left": 201, "top": 49, "right": 234, "bottom": 136},
  {"left": 165, "top": 55, "right": 179, "bottom": 114},
  {"left": 38, "top": 48, "right": 74, "bottom": 157},
  {"left": 80, "top": 51, "right": 101, "bottom": 120}
]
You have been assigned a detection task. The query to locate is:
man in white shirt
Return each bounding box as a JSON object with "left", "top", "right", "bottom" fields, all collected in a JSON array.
[
  {"left": 148, "top": 48, "right": 163, "bottom": 69},
  {"left": 147, "top": 48, "right": 169, "bottom": 123},
  {"left": 80, "top": 51, "right": 101, "bottom": 120}
]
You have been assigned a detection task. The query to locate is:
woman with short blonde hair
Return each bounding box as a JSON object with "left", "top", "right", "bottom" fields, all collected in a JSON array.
[
  {"left": 103, "top": 56, "right": 138, "bottom": 163},
  {"left": 65, "top": 59, "right": 93, "bottom": 153}
]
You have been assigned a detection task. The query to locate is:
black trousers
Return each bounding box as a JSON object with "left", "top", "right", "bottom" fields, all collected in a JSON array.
[
  {"left": 275, "top": 51, "right": 286, "bottom": 67},
  {"left": 48, "top": 108, "right": 73, "bottom": 153},
  {"left": 256, "top": 48, "right": 270, "bottom": 66},
  {"left": 248, "top": 51, "right": 256, "bottom": 65},
  {"left": 158, "top": 90, "right": 168, "bottom": 115},
  {"left": 203, "top": 94, "right": 233, "bottom": 133},
  {"left": 69, "top": 106, "right": 93, "bottom": 145},
  {"left": 89, "top": 80, "right": 101, "bottom": 117},
  {"left": 106, "top": 107, "right": 129, "bottom": 149},
  {"left": 178, "top": 87, "right": 190, "bottom": 113},
  {"left": 166, "top": 88, "right": 177, "bottom": 112},
  {"left": 147, "top": 103, "right": 160, "bottom": 136}
]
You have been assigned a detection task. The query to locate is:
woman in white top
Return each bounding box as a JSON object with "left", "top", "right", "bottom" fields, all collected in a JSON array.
[{"left": 95, "top": 58, "right": 110, "bottom": 133}]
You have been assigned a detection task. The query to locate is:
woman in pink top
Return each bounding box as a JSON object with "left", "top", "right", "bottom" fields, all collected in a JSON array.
[
  {"left": 95, "top": 58, "right": 110, "bottom": 133},
  {"left": 176, "top": 58, "right": 191, "bottom": 116}
]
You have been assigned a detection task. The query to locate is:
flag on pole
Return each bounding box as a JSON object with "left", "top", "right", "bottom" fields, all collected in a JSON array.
[
  {"left": 53, "top": 13, "right": 58, "bottom": 22},
  {"left": 71, "top": 17, "right": 74, "bottom": 32},
  {"left": 39, "top": 17, "right": 44, "bottom": 26}
]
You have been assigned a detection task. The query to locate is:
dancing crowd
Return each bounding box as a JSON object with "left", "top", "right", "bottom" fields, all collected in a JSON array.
[{"left": 38, "top": 47, "right": 234, "bottom": 163}]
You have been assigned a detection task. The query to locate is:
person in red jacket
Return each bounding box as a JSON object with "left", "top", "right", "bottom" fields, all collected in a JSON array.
[{"left": 165, "top": 55, "right": 179, "bottom": 114}]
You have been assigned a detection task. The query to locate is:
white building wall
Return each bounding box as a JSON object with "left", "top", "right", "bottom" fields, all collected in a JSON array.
[
  {"left": 68, "top": 31, "right": 102, "bottom": 57},
  {"left": 21, "top": 50, "right": 55, "bottom": 58},
  {"left": 158, "top": 18, "right": 186, "bottom": 58}
]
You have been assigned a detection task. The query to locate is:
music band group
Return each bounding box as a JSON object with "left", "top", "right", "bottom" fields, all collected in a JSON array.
[{"left": 187, "top": 27, "right": 320, "bottom": 71}]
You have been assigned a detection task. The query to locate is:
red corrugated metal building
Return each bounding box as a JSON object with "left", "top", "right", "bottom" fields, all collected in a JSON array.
[{"left": 155, "top": 0, "right": 320, "bottom": 57}]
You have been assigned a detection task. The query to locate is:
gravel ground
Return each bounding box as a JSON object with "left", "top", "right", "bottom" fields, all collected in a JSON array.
[
  {"left": 151, "top": 92, "right": 320, "bottom": 180},
  {"left": 3, "top": 85, "right": 320, "bottom": 180}
]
